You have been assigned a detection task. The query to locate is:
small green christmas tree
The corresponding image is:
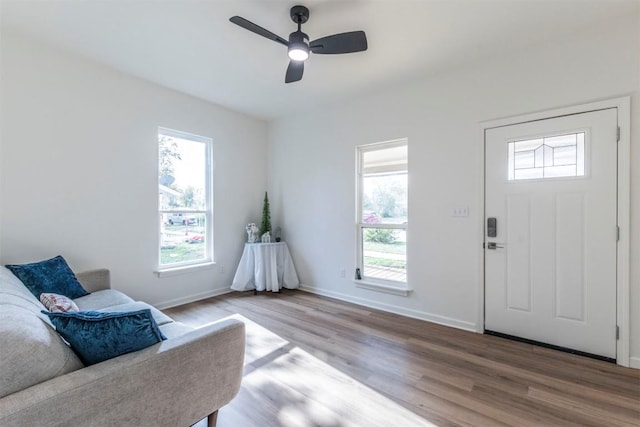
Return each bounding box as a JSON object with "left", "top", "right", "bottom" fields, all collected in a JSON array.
[{"left": 260, "top": 192, "right": 272, "bottom": 236}]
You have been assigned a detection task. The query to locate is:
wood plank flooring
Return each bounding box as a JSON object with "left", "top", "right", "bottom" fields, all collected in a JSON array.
[{"left": 165, "top": 290, "right": 640, "bottom": 427}]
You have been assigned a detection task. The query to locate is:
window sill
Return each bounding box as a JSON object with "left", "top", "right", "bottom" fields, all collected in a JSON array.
[
  {"left": 155, "top": 262, "right": 216, "bottom": 278},
  {"left": 354, "top": 279, "right": 413, "bottom": 296}
]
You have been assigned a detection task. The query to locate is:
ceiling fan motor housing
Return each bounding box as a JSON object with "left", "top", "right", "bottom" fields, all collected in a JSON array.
[{"left": 289, "top": 31, "right": 309, "bottom": 46}]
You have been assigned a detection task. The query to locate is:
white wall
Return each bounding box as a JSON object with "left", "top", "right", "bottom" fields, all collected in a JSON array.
[
  {"left": 269, "top": 12, "right": 640, "bottom": 359},
  {"left": 0, "top": 32, "right": 268, "bottom": 307}
]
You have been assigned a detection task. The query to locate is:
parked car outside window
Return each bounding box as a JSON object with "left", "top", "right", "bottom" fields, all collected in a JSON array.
[{"left": 164, "top": 213, "right": 196, "bottom": 225}]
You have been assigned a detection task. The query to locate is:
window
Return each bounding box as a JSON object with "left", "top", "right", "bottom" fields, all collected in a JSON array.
[
  {"left": 158, "top": 128, "right": 213, "bottom": 270},
  {"left": 356, "top": 139, "right": 408, "bottom": 293},
  {"left": 508, "top": 132, "right": 585, "bottom": 180}
]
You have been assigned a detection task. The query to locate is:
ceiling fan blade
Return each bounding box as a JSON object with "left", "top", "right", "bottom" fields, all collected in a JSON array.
[
  {"left": 310, "top": 31, "right": 367, "bottom": 54},
  {"left": 285, "top": 61, "right": 304, "bottom": 83},
  {"left": 229, "top": 16, "right": 289, "bottom": 47}
]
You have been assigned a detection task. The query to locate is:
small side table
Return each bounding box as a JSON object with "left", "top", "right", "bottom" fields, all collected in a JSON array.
[{"left": 230, "top": 242, "right": 300, "bottom": 292}]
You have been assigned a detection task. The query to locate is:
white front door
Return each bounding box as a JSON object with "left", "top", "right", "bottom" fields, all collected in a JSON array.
[{"left": 484, "top": 108, "right": 618, "bottom": 359}]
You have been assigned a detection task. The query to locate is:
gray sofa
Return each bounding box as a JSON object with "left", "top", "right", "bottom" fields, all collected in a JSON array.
[{"left": 0, "top": 266, "right": 245, "bottom": 426}]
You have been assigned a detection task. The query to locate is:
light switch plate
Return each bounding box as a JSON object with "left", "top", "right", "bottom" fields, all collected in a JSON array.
[{"left": 452, "top": 206, "right": 469, "bottom": 217}]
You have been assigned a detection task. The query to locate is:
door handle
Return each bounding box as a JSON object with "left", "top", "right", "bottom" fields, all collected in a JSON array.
[{"left": 486, "top": 242, "right": 504, "bottom": 250}]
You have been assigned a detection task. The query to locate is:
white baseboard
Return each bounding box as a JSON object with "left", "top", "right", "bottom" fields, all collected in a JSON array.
[
  {"left": 299, "top": 284, "right": 478, "bottom": 333},
  {"left": 155, "top": 287, "right": 232, "bottom": 310},
  {"left": 629, "top": 356, "right": 640, "bottom": 369}
]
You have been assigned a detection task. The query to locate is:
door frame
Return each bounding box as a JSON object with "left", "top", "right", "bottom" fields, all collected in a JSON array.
[{"left": 478, "top": 96, "right": 631, "bottom": 367}]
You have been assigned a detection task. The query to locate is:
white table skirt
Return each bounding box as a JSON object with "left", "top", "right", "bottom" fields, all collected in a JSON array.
[{"left": 231, "top": 242, "right": 300, "bottom": 292}]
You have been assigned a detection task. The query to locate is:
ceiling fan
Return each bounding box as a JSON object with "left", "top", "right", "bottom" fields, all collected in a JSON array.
[{"left": 230, "top": 5, "right": 368, "bottom": 83}]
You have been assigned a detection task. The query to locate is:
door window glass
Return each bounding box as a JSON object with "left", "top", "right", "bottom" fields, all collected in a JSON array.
[{"left": 508, "top": 132, "right": 585, "bottom": 180}]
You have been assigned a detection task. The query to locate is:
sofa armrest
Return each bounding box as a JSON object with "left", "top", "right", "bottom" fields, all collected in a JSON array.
[
  {"left": 75, "top": 268, "right": 111, "bottom": 292},
  {"left": 0, "top": 317, "right": 245, "bottom": 427}
]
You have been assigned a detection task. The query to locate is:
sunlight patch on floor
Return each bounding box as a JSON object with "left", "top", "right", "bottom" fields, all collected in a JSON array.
[{"left": 219, "top": 314, "right": 437, "bottom": 427}]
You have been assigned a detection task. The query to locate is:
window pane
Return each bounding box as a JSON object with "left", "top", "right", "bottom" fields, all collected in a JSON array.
[
  {"left": 514, "top": 138, "right": 543, "bottom": 152},
  {"left": 362, "top": 172, "right": 407, "bottom": 224},
  {"left": 576, "top": 133, "right": 585, "bottom": 175},
  {"left": 159, "top": 136, "right": 206, "bottom": 210},
  {"left": 507, "top": 143, "right": 515, "bottom": 180},
  {"left": 543, "top": 164, "right": 577, "bottom": 178},
  {"left": 545, "top": 133, "right": 576, "bottom": 148},
  {"left": 362, "top": 227, "right": 406, "bottom": 282},
  {"left": 358, "top": 140, "right": 408, "bottom": 286},
  {"left": 514, "top": 167, "right": 543, "bottom": 180},
  {"left": 552, "top": 145, "right": 577, "bottom": 166},
  {"left": 160, "top": 213, "right": 206, "bottom": 264},
  {"left": 159, "top": 129, "right": 210, "bottom": 268},
  {"left": 514, "top": 150, "right": 535, "bottom": 169},
  {"left": 508, "top": 132, "right": 585, "bottom": 181}
]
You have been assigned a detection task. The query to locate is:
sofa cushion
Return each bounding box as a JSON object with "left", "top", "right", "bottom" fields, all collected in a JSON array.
[
  {"left": 43, "top": 309, "right": 167, "bottom": 366},
  {"left": 5, "top": 256, "right": 89, "bottom": 299},
  {"left": 98, "top": 301, "right": 174, "bottom": 326},
  {"left": 0, "top": 306, "right": 83, "bottom": 398},
  {"left": 74, "top": 289, "right": 134, "bottom": 311}
]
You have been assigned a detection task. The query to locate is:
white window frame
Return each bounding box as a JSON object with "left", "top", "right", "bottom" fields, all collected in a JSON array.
[
  {"left": 355, "top": 139, "right": 411, "bottom": 296},
  {"left": 157, "top": 127, "right": 214, "bottom": 275}
]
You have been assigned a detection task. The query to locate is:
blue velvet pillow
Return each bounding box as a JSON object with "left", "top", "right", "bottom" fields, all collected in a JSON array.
[
  {"left": 6, "top": 255, "right": 89, "bottom": 299},
  {"left": 42, "top": 309, "right": 167, "bottom": 365}
]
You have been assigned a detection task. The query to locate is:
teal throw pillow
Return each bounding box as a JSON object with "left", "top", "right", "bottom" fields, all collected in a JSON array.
[
  {"left": 6, "top": 255, "right": 89, "bottom": 299},
  {"left": 42, "top": 309, "right": 167, "bottom": 365}
]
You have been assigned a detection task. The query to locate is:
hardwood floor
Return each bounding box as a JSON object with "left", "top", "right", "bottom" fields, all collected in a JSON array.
[{"left": 166, "top": 290, "right": 640, "bottom": 427}]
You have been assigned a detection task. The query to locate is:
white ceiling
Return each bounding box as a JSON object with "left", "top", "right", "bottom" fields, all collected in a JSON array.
[{"left": 1, "top": 0, "right": 634, "bottom": 121}]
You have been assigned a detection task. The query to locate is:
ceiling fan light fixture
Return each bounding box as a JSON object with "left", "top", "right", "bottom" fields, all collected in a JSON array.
[
  {"left": 288, "top": 30, "right": 309, "bottom": 61},
  {"left": 288, "top": 44, "right": 309, "bottom": 61}
]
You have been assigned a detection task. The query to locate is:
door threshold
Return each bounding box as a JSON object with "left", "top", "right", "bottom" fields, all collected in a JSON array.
[{"left": 484, "top": 330, "right": 616, "bottom": 364}]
